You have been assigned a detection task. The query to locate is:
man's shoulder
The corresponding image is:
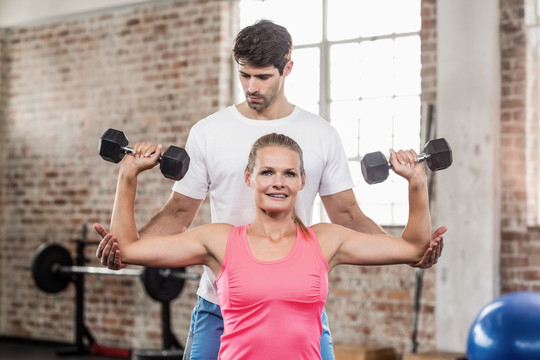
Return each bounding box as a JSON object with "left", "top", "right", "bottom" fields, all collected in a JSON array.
[
  {"left": 290, "top": 107, "right": 338, "bottom": 139},
  {"left": 193, "top": 106, "right": 234, "bottom": 127},
  {"left": 293, "top": 107, "right": 334, "bottom": 127}
]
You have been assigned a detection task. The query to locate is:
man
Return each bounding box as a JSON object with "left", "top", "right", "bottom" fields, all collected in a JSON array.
[{"left": 95, "top": 20, "right": 445, "bottom": 360}]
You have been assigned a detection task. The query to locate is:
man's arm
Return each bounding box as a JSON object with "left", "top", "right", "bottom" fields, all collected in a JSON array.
[
  {"left": 321, "top": 189, "right": 386, "bottom": 234},
  {"left": 140, "top": 191, "right": 203, "bottom": 237},
  {"left": 96, "top": 191, "right": 203, "bottom": 269},
  {"left": 321, "top": 188, "right": 445, "bottom": 268}
]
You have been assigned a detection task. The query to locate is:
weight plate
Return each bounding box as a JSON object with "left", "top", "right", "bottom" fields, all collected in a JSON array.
[
  {"left": 141, "top": 267, "right": 185, "bottom": 303},
  {"left": 31, "top": 243, "right": 72, "bottom": 293}
]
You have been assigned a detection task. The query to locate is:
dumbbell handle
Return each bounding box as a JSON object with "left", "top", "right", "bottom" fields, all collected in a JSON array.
[
  {"left": 386, "top": 152, "right": 430, "bottom": 170},
  {"left": 119, "top": 145, "right": 166, "bottom": 162}
]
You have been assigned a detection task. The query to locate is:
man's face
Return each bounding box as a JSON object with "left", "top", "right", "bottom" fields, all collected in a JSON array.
[{"left": 238, "top": 64, "right": 284, "bottom": 112}]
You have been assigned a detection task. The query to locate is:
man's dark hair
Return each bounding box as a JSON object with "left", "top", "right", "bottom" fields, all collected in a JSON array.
[{"left": 233, "top": 20, "right": 292, "bottom": 75}]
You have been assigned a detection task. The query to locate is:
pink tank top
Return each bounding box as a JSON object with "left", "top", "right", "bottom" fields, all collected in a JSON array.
[{"left": 216, "top": 225, "right": 328, "bottom": 360}]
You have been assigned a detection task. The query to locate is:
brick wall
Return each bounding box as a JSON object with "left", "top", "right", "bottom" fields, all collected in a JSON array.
[
  {"left": 421, "top": 0, "right": 437, "bottom": 107},
  {"left": 500, "top": 0, "right": 540, "bottom": 293},
  {"left": 0, "top": 0, "right": 235, "bottom": 348}
]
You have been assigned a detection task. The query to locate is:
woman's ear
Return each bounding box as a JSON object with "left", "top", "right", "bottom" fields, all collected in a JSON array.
[
  {"left": 244, "top": 169, "right": 252, "bottom": 187},
  {"left": 300, "top": 173, "right": 306, "bottom": 190}
]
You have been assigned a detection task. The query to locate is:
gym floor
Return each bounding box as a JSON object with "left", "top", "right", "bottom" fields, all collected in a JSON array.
[{"left": 0, "top": 337, "right": 129, "bottom": 360}]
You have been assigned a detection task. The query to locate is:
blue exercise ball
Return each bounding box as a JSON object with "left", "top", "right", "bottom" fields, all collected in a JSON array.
[{"left": 467, "top": 291, "right": 540, "bottom": 360}]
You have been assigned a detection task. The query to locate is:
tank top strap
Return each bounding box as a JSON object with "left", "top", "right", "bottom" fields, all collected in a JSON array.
[{"left": 220, "top": 225, "right": 248, "bottom": 273}]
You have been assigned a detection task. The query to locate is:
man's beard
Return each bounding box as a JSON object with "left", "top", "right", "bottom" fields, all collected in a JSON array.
[{"left": 245, "top": 92, "right": 270, "bottom": 111}]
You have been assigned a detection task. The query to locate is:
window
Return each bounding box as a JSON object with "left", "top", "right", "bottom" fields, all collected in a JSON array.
[{"left": 239, "top": 0, "right": 422, "bottom": 225}]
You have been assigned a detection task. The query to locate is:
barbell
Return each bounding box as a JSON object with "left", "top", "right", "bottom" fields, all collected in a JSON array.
[{"left": 31, "top": 243, "right": 199, "bottom": 303}]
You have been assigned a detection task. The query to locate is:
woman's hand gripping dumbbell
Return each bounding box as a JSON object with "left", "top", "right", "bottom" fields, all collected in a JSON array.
[
  {"left": 361, "top": 138, "right": 453, "bottom": 184},
  {"left": 98, "top": 128, "right": 190, "bottom": 181}
]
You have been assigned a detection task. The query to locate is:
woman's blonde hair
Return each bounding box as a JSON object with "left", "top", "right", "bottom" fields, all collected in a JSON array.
[{"left": 246, "top": 133, "right": 310, "bottom": 238}]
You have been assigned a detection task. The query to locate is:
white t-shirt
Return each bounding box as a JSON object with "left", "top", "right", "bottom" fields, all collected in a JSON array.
[{"left": 173, "top": 105, "right": 354, "bottom": 304}]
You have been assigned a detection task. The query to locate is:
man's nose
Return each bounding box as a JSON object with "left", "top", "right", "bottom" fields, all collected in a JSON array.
[{"left": 248, "top": 78, "right": 259, "bottom": 93}]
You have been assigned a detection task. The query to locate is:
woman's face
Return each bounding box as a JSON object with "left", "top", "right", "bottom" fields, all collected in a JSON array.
[{"left": 246, "top": 146, "right": 305, "bottom": 215}]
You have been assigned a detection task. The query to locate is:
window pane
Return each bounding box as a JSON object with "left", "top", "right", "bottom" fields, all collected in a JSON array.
[
  {"left": 331, "top": 37, "right": 421, "bottom": 101},
  {"left": 358, "top": 39, "right": 395, "bottom": 98},
  {"left": 358, "top": 98, "right": 394, "bottom": 154},
  {"left": 330, "top": 100, "right": 361, "bottom": 158},
  {"left": 330, "top": 40, "right": 394, "bottom": 101},
  {"left": 395, "top": 36, "right": 421, "bottom": 95},
  {"left": 392, "top": 203, "right": 409, "bottom": 225},
  {"left": 354, "top": 166, "right": 409, "bottom": 225},
  {"left": 327, "top": 0, "right": 363, "bottom": 40},
  {"left": 287, "top": 48, "right": 320, "bottom": 114},
  {"left": 392, "top": 0, "right": 422, "bottom": 34},
  {"left": 240, "top": 0, "right": 322, "bottom": 45},
  {"left": 328, "top": 0, "right": 420, "bottom": 40},
  {"left": 330, "top": 98, "right": 415, "bottom": 160},
  {"left": 393, "top": 96, "right": 421, "bottom": 150},
  {"left": 330, "top": 43, "right": 362, "bottom": 100}
]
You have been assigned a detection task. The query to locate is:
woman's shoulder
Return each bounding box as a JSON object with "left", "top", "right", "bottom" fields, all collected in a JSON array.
[
  {"left": 310, "top": 223, "right": 338, "bottom": 237},
  {"left": 311, "top": 222, "right": 340, "bottom": 231},
  {"left": 186, "top": 223, "right": 234, "bottom": 238},
  {"left": 197, "top": 223, "right": 235, "bottom": 232},
  {"left": 311, "top": 222, "right": 352, "bottom": 241}
]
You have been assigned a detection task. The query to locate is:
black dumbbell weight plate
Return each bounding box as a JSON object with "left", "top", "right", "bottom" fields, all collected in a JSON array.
[
  {"left": 99, "top": 128, "right": 130, "bottom": 163},
  {"left": 32, "top": 243, "right": 73, "bottom": 293},
  {"left": 361, "top": 151, "right": 390, "bottom": 184},
  {"left": 160, "top": 146, "right": 190, "bottom": 181},
  {"left": 424, "top": 138, "right": 453, "bottom": 171}
]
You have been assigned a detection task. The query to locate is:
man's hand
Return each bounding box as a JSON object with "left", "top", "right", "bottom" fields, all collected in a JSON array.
[
  {"left": 410, "top": 225, "right": 447, "bottom": 269},
  {"left": 94, "top": 223, "right": 126, "bottom": 270}
]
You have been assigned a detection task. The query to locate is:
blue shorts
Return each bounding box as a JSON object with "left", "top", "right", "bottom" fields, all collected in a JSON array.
[{"left": 183, "top": 296, "right": 335, "bottom": 360}]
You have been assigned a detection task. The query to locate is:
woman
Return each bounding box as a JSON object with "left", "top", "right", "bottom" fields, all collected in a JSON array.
[{"left": 104, "top": 133, "right": 437, "bottom": 359}]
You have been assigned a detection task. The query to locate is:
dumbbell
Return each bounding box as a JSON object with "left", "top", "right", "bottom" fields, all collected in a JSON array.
[
  {"left": 361, "top": 138, "right": 453, "bottom": 184},
  {"left": 98, "top": 128, "right": 190, "bottom": 181}
]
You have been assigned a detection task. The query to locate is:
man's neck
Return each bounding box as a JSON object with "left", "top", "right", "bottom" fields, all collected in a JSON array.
[{"left": 236, "top": 100, "right": 295, "bottom": 121}]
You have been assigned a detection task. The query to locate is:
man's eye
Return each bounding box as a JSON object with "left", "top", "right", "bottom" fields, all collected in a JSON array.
[
  {"left": 262, "top": 170, "right": 272, "bottom": 176},
  {"left": 286, "top": 172, "right": 297, "bottom": 177}
]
